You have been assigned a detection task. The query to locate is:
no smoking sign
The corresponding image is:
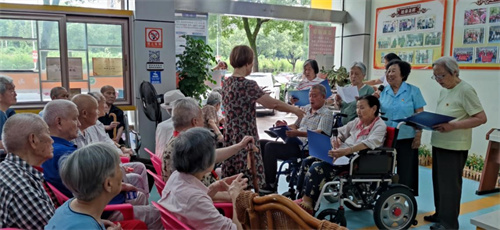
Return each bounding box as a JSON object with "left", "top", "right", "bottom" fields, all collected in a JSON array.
[{"left": 145, "top": 28, "right": 163, "bottom": 48}]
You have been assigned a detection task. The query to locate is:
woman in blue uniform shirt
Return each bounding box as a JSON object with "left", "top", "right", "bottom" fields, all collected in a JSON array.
[{"left": 378, "top": 60, "right": 426, "bottom": 196}]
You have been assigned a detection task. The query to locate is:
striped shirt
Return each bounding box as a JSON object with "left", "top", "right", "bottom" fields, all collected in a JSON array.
[
  {"left": 294, "top": 104, "right": 334, "bottom": 146},
  {"left": 0, "top": 153, "right": 55, "bottom": 229}
]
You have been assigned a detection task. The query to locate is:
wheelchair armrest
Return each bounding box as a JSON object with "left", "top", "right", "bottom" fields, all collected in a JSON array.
[
  {"left": 264, "top": 130, "right": 278, "bottom": 138},
  {"left": 359, "top": 147, "right": 395, "bottom": 155}
]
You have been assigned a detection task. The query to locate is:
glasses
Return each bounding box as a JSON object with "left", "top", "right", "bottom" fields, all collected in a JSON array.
[{"left": 431, "top": 74, "right": 445, "bottom": 81}]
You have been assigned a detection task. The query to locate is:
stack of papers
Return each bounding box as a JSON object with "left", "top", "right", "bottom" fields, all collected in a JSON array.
[{"left": 336, "top": 85, "right": 359, "bottom": 103}]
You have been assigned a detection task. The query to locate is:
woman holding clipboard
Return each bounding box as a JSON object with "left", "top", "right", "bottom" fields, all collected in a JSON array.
[{"left": 425, "top": 57, "right": 487, "bottom": 230}]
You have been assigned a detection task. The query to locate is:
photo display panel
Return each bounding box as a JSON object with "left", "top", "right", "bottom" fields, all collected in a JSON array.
[
  {"left": 451, "top": 0, "right": 500, "bottom": 69},
  {"left": 374, "top": 0, "right": 447, "bottom": 69}
]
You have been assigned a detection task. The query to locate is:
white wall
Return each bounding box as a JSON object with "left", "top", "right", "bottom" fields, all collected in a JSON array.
[{"left": 368, "top": 0, "right": 499, "bottom": 157}]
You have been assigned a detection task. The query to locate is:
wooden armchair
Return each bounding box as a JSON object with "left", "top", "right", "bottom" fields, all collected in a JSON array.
[{"left": 235, "top": 191, "right": 347, "bottom": 230}]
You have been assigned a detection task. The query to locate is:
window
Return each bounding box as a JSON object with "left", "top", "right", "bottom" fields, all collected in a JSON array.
[{"left": 0, "top": 6, "right": 132, "bottom": 108}]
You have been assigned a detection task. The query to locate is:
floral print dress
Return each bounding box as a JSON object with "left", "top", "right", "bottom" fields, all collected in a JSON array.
[{"left": 221, "top": 76, "right": 265, "bottom": 189}]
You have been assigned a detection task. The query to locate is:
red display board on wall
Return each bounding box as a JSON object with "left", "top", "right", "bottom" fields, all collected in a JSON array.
[
  {"left": 374, "top": 0, "right": 447, "bottom": 69},
  {"left": 450, "top": 0, "right": 500, "bottom": 69},
  {"left": 308, "top": 25, "right": 336, "bottom": 60}
]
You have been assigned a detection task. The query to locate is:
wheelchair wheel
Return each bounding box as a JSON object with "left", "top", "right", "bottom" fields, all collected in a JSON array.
[
  {"left": 373, "top": 187, "right": 417, "bottom": 230},
  {"left": 343, "top": 186, "right": 364, "bottom": 211},
  {"left": 324, "top": 179, "right": 340, "bottom": 203},
  {"left": 317, "top": 208, "right": 347, "bottom": 227}
]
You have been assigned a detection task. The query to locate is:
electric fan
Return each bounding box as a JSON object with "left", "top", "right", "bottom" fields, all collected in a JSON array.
[{"left": 139, "top": 81, "right": 164, "bottom": 125}]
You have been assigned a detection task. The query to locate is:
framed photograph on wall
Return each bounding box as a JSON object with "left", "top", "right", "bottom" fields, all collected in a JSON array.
[
  {"left": 374, "top": 0, "right": 447, "bottom": 69},
  {"left": 451, "top": 0, "right": 500, "bottom": 69}
]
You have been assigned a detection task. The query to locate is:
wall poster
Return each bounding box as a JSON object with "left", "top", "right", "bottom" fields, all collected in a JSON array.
[
  {"left": 374, "top": 0, "right": 447, "bottom": 69},
  {"left": 308, "top": 25, "right": 336, "bottom": 60},
  {"left": 451, "top": 0, "right": 500, "bottom": 69}
]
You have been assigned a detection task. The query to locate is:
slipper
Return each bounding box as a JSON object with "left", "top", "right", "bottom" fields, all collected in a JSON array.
[{"left": 293, "top": 199, "right": 314, "bottom": 215}]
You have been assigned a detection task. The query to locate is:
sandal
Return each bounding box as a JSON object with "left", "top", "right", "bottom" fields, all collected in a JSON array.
[{"left": 293, "top": 199, "right": 314, "bottom": 216}]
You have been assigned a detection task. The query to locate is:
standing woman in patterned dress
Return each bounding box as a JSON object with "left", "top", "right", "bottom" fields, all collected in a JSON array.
[{"left": 221, "top": 45, "right": 305, "bottom": 189}]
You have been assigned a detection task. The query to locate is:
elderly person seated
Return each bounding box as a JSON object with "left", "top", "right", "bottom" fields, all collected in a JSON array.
[
  {"left": 202, "top": 91, "right": 224, "bottom": 142},
  {"left": 41, "top": 99, "right": 161, "bottom": 228},
  {"left": 42, "top": 100, "right": 81, "bottom": 197},
  {"left": 0, "top": 114, "right": 55, "bottom": 229},
  {"left": 98, "top": 85, "right": 125, "bottom": 144},
  {"left": 155, "top": 90, "right": 185, "bottom": 158},
  {"left": 294, "top": 95, "right": 387, "bottom": 214},
  {"left": 72, "top": 94, "right": 149, "bottom": 194},
  {"left": 0, "top": 75, "right": 17, "bottom": 150},
  {"left": 85, "top": 92, "right": 135, "bottom": 157},
  {"left": 158, "top": 127, "right": 247, "bottom": 230},
  {"left": 259, "top": 84, "right": 333, "bottom": 193},
  {"left": 162, "top": 98, "right": 254, "bottom": 192},
  {"left": 46, "top": 143, "right": 133, "bottom": 229},
  {"left": 39, "top": 86, "right": 70, "bottom": 117},
  {"left": 334, "top": 62, "right": 375, "bottom": 125}
]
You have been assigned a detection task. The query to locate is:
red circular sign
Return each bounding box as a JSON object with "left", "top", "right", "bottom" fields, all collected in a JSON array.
[{"left": 148, "top": 30, "right": 160, "bottom": 41}]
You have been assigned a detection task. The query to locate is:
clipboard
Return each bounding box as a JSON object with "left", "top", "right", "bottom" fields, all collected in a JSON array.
[
  {"left": 307, "top": 130, "right": 334, "bottom": 166},
  {"left": 308, "top": 130, "right": 351, "bottom": 166},
  {"left": 393, "top": 111, "right": 456, "bottom": 131},
  {"left": 269, "top": 126, "right": 303, "bottom": 146},
  {"left": 288, "top": 80, "right": 332, "bottom": 106}
]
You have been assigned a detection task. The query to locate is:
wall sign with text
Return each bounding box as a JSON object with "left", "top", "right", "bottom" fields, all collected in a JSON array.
[
  {"left": 308, "top": 25, "right": 336, "bottom": 60},
  {"left": 374, "top": 0, "right": 447, "bottom": 69},
  {"left": 450, "top": 0, "right": 500, "bottom": 69}
]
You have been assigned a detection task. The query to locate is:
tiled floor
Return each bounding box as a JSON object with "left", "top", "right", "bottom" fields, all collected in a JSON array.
[
  {"left": 149, "top": 166, "right": 500, "bottom": 229},
  {"left": 149, "top": 112, "right": 500, "bottom": 229}
]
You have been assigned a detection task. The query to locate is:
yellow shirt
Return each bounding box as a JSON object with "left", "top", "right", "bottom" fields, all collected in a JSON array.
[{"left": 431, "top": 81, "right": 484, "bottom": 150}]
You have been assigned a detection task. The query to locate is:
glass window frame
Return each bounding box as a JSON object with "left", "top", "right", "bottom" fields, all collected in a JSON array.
[{"left": 0, "top": 8, "right": 133, "bottom": 109}]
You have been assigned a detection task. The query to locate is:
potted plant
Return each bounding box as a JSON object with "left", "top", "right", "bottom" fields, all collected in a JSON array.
[
  {"left": 418, "top": 145, "right": 432, "bottom": 166},
  {"left": 463, "top": 153, "right": 484, "bottom": 181},
  {"left": 320, "top": 65, "right": 350, "bottom": 90},
  {"left": 176, "top": 35, "right": 216, "bottom": 102}
]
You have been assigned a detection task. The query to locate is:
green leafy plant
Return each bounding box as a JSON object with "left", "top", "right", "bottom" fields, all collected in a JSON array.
[
  {"left": 466, "top": 153, "right": 484, "bottom": 172},
  {"left": 320, "top": 65, "right": 350, "bottom": 89},
  {"left": 176, "top": 35, "right": 216, "bottom": 102},
  {"left": 418, "top": 145, "right": 431, "bottom": 157}
]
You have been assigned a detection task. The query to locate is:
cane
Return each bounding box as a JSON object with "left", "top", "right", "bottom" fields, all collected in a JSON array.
[
  {"left": 109, "top": 113, "right": 117, "bottom": 140},
  {"left": 246, "top": 144, "right": 260, "bottom": 193}
]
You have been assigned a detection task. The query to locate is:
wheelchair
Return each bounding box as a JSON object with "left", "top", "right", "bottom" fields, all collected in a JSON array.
[
  {"left": 314, "top": 122, "right": 418, "bottom": 230},
  {"left": 263, "top": 112, "right": 347, "bottom": 199}
]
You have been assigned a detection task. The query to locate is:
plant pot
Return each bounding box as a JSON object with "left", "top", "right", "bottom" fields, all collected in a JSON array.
[{"left": 418, "top": 155, "right": 432, "bottom": 166}]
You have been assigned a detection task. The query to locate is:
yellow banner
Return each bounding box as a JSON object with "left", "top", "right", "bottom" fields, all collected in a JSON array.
[{"left": 311, "top": 0, "right": 332, "bottom": 10}]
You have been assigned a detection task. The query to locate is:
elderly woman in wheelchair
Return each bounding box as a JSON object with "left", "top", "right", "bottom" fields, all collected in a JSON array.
[{"left": 294, "top": 95, "right": 386, "bottom": 215}]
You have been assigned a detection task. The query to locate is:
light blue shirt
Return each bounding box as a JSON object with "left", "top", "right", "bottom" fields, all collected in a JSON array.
[
  {"left": 379, "top": 82, "right": 426, "bottom": 139},
  {"left": 45, "top": 199, "right": 105, "bottom": 230}
]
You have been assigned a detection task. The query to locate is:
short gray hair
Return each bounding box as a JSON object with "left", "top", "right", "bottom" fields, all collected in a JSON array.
[
  {"left": 432, "top": 56, "right": 460, "bottom": 77},
  {"left": 206, "top": 91, "right": 222, "bottom": 106},
  {"left": 351, "top": 62, "right": 367, "bottom": 76},
  {"left": 50, "top": 87, "right": 67, "bottom": 99},
  {"left": 172, "top": 98, "right": 201, "bottom": 130},
  {"left": 173, "top": 127, "right": 216, "bottom": 174},
  {"left": 2, "top": 114, "right": 47, "bottom": 153},
  {"left": 43, "top": 100, "right": 78, "bottom": 127},
  {"left": 60, "top": 143, "right": 120, "bottom": 201},
  {"left": 0, "top": 75, "right": 14, "bottom": 95},
  {"left": 88, "top": 91, "right": 105, "bottom": 103},
  {"left": 311, "top": 84, "right": 327, "bottom": 97}
]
